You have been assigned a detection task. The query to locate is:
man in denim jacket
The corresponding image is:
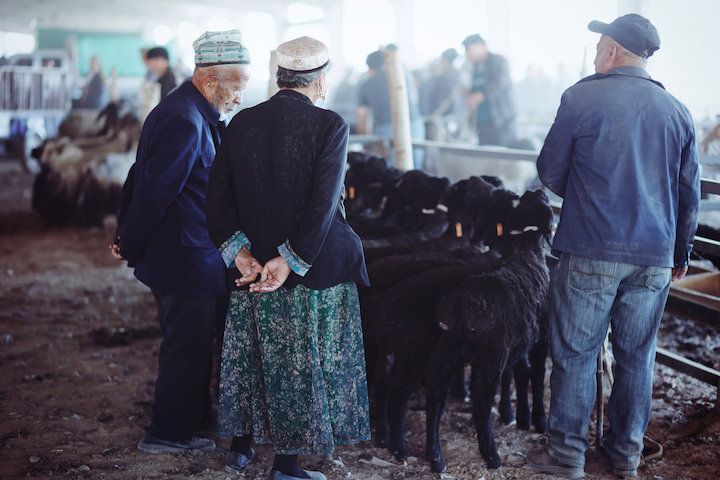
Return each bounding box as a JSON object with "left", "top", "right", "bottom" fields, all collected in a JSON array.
[{"left": 528, "top": 14, "right": 699, "bottom": 479}]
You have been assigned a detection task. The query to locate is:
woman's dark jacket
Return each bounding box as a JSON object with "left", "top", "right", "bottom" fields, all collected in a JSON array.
[{"left": 206, "top": 90, "right": 369, "bottom": 290}]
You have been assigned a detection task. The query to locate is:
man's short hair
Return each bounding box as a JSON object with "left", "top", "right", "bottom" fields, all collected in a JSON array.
[
  {"left": 366, "top": 50, "right": 385, "bottom": 71},
  {"left": 462, "top": 34, "right": 486, "bottom": 49},
  {"left": 147, "top": 47, "right": 169, "bottom": 60},
  {"left": 276, "top": 65, "right": 328, "bottom": 89},
  {"left": 441, "top": 48, "right": 458, "bottom": 64}
]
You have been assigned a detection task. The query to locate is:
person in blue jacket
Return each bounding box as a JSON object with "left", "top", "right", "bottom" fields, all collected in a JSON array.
[
  {"left": 527, "top": 15, "right": 700, "bottom": 479},
  {"left": 110, "top": 30, "right": 251, "bottom": 456},
  {"left": 206, "top": 36, "right": 370, "bottom": 480}
]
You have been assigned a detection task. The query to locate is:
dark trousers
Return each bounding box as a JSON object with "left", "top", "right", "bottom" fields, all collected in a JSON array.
[{"left": 147, "top": 290, "right": 225, "bottom": 441}]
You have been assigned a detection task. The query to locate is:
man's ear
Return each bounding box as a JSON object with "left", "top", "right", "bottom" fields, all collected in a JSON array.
[
  {"left": 205, "top": 75, "right": 218, "bottom": 91},
  {"left": 607, "top": 43, "right": 618, "bottom": 62}
]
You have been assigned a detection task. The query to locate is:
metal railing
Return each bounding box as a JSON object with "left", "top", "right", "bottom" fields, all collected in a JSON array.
[{"left": 0, "top": 66, "right": 71, "bottom": 112}]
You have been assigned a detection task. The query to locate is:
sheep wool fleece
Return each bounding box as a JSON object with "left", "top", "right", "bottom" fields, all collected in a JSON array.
[{"left": 219, "top": 283, "right": 371, "bottom": 454}]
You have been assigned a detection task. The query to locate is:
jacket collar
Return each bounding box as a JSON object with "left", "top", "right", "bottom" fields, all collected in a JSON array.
[
  {"left": 178, "top": 79, "right": 221, "bottom": 126},
  {"left": 272, "top": 89, "right": 314, "bottom": 106},
  {"left": 579, "top": 65, "right": 665, "bottom": 90}
]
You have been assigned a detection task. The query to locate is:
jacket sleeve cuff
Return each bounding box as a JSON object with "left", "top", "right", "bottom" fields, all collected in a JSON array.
[
  {"left": 220, "top": 231, "right": 251, "bottom": 268},
  {"left": 278, "top": 240, "right": 311, "bottom": 277}
]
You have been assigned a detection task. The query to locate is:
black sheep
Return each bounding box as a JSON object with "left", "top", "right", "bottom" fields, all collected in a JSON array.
[
  {"left": 362, "top": 175, "right": 497, "bottom": 250},
  {"left": 426, "top": 189, "right": 553, "bottom": 471},
  {"left": 349, "top": 170, "right": 451, "bottom": 239},
  {"left": 345, "top": 151, "right": 402, "bottom": 219},
  {"left": 362, "top": 185, "right": 516, "bottom": 266},
  {"left": 359, "top": 189, "right": 524, "bottom": 457}
]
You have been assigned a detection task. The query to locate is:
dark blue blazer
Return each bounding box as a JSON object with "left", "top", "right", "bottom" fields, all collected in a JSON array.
[{"left": 115, "top": 80, "right": 227, "bottom": 299}]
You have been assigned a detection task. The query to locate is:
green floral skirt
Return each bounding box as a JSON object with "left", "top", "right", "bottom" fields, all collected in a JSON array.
[{"left": 219, "top": 282, "right": 371, "bottom": 454}]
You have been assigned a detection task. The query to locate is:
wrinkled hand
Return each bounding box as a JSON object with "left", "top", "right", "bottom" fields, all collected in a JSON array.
[
  {"left": 671, "top": 265, "right": 688, "bottom": 282},
  {"left": 250, "top": 256, "right": 292, "bottom": 293},
  {"left": 234, "top": 246, "right": 264, "bottom": 287},
  {"left": 109, "top": 241, "right": 124, "bottom": 261}
]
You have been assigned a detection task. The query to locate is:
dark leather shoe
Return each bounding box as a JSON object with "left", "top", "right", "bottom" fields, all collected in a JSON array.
[
  {"left": 137, "top": 431, "right": 216, "bottom": 454},
  {"left": 224, "top": 448, "right": 255, "bottom": 474}
]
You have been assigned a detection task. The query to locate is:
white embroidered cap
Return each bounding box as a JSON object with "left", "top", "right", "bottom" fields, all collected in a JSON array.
[{"left": 276, "top": 36, "right": 329, "bottom": 73}]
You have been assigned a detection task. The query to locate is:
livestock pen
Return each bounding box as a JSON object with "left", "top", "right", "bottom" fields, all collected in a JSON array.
[{"left": 349, "top": 133, "right": 720, "bottom": 407}]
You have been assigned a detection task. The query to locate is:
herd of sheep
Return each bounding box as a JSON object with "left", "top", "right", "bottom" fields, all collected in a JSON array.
[{"left": 346, "top": 152, "right": 553, "bottom": 471}]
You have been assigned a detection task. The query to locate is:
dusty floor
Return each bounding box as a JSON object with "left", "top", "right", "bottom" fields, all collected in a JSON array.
[{"left": 1, "top": 160, "right": 719, "bottom": 480}]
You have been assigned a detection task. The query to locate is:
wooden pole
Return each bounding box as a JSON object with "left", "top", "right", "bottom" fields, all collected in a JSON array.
[{"left": 383, "top": 50, "right": 414, "bottom": 171}]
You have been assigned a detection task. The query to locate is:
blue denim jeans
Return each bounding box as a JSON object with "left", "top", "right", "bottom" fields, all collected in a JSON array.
[{"left": 546, "top": 253, "right": 671, "bottom": 470}]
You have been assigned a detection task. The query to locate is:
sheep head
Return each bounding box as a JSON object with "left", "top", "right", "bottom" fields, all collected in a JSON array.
[
  {"left": 469, "top": 189, "right": 520, "bottom": 246},
  {"left": 479, "top": 189, "right": 553, "bottom": 252}
]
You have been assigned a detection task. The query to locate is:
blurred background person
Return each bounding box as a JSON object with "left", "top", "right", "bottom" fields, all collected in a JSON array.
[
  {"left": 356, "top": 48, "right": 425, "bottom": 169},
  {"left": 419, "top": 47, "right": 463, "bottom": 141},
  {"left": 460, "top": 34, "right": 517, "bottom": 147},
  {"left": 138, "top": 48, "right": 160, "bottom": 123},
  {"left": 77, "top": 55, "right": 110, "bottom": 109},
  {"left": 146, "top": 47, "right": 177, "bottom": 101}
]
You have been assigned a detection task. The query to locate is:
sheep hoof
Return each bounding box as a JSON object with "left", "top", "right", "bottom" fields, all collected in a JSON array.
[
  {"left": 516, "top": 416, "right": 531, "bottom": 430},
  {"left": 430, "top": 458, "right": 446, "bottom": 473},
  {"left": 499, "top": 411, "right": 515, "bottom": 425},
  {"left": 534, "top": 417, "right": 548, "bottom": 434},
  {"left": 484, "top": 455, "right": 502, "bottom": 469}
]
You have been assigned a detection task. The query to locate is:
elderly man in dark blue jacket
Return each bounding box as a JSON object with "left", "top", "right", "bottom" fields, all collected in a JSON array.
[
  {"left": 111, "top": 30, "right": 251, "bottom": 455},
  {"left": 527, "top": 15, "right": 699, "bottom": 479}
]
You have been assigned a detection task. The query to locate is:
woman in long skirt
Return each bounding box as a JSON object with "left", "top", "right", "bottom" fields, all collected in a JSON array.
[{"left": 206, "top": 36, "right": 371, "bottom": 480}]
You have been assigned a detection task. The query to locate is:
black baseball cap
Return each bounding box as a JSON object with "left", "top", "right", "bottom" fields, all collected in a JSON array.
[{"left": 588, "top": 14, "right": 660, "bottom": 59}]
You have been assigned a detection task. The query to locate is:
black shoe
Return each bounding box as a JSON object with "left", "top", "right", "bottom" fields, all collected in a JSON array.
[
  {"left": 225, "top": 448, "right": 255, "bottom": 475},
  {"left": 137, "top": 431, "right": 216, "bottom": 454}
]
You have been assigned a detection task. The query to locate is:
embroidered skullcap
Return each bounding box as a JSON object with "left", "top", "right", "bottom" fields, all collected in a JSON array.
[
  {"left": 193, "top": 30, "right": 250, "bottom": 67},
  {"left": 276, "top": 36, "right": 329, "bottom": 73}
]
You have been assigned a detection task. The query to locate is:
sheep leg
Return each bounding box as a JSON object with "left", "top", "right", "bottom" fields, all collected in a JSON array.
[
  {"left": 425, "top": 352, "right": 461, "bottom": 473},
  {"left": 512, "top": 358, "right": 531, "bottom": 430},
  {"left": 470, "top": 365, "right": 503, "bottom": 469},
  {"left": 372, "top": 352, "right": 392, "bottom": 448},
  {"left": 528, "top": 338, "right": 549, "bottom": 433},
  {"left": 386, "top": 381, "right": 414, "bottom": 461},
  {"left": 498, "top": 364, "right": 515, "bottom": 425}
]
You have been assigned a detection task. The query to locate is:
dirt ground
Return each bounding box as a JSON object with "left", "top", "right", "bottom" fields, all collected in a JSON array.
[{"left": 1, "top": 159, "right": 719, "bottom": 480}]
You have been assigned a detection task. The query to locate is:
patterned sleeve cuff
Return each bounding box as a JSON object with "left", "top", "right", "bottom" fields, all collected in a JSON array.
[
  {"left": 278, "top": 239, "right": 311, "bottom": 277},
  {"left": 220, "top": 231, "right": 251, "bottom": 268}
]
